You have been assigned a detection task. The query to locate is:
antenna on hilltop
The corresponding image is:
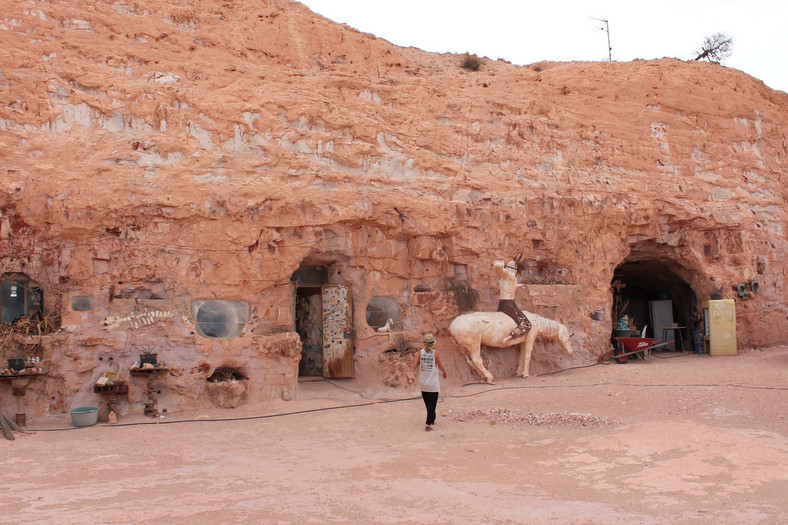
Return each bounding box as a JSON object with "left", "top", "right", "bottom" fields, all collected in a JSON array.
[{"left": 590, "top": 17, "right": 612, "bottom": 62}]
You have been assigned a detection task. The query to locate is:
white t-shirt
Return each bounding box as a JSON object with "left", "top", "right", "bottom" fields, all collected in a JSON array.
[{"left": 418, "top": 348, "right": 440, "bottom": 393}]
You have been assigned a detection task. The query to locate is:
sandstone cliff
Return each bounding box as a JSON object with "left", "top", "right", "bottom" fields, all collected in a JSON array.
[{"left": 1, "top": 0, "right": 786, "bottom": 419}]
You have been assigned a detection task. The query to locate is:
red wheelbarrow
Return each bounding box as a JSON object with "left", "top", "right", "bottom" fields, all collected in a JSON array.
[{"left": 613, "top": 337, "right": 675, "bottom": 363}]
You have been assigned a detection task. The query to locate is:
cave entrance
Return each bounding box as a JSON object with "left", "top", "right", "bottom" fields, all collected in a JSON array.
[
  {"left": 611, "top": 257, "right": 697, "bottom": 351},
  {"left": 291, "top": 264, "right": 354, "bottom": 379}
]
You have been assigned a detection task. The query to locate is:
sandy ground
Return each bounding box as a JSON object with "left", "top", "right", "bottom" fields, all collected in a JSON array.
[{"left": 2, "top": 346, "right": 787, "bottom": 525}]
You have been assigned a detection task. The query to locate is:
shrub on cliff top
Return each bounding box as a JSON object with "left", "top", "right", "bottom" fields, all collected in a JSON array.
[{"left": 460, "top": 53, "right": 482, "bottom": 71}]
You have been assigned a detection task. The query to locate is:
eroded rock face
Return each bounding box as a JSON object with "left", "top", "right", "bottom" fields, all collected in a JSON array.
[
  {"left": 378, "top": 349, "right": 418, "bottom": 389},
  {"left": 1, "top": 0, "right": 786, "bottom": 420},
  {"left": 204, "top": 379, "right": 249, "bottom": 409}
]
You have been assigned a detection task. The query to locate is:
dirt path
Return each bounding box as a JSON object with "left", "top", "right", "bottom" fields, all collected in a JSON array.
[{"left": 2, "top": 347, "right": 786, "bottom": 524}]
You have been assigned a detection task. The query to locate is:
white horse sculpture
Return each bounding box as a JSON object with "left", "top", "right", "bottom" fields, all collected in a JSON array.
[
  {"left": 376, "top": 318, "right": 395, "bottom": 332},
  {"left": 449, "top": 310, "right": 574, "bottom": 383}
]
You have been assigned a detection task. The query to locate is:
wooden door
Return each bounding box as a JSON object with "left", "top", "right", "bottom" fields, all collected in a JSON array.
[{"left": 321, "top": 284, "right": 354, "bottom": 378}]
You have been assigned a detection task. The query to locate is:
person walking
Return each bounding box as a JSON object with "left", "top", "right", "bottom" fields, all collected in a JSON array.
[{"left": 413, "top": 333, "right": 447, "bottom": 431}]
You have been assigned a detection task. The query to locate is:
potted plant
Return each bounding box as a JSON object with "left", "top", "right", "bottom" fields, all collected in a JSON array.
[
  {"left": 611, "top": 291, "right": 638, "bottom": 337},
  {"left": 7, "top": 355, "right": 26, "bottom": 372},
  {"left": 138, "top": 346, "right": 158, "bottom": 367},
  {"left": 613, "top": 315, "right": 640, "bottom": 338}
]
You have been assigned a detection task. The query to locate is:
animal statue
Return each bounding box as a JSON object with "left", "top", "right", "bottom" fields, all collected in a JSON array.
[
  {"left": 377, "top": 318, "right": 395, "bottom": 332},
  {"left": 449, "top": 310, "right": 574, "bottom": 383}
]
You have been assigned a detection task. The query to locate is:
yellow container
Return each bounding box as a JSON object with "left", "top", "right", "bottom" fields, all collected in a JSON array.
[{"left": 703, "top": 299, "right": 737, "bottom": 355}]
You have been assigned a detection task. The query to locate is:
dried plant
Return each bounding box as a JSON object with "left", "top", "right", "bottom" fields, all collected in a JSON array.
[
  {"left": 612, "top": 295, "right": 629, "bottom": 329},
  {"left": 460, "top": 52, "right": 481, "bottom": 71},
  {"left": 208, "top": 367, "right": 247, "bottom": 382},
  {"left": 394, "top": 334, "right": 410, "bottom": 352},
  {"left": 4, "top": 314, "right": 60, "bottom": 338},
  {"left": 138, "top": 345, "right": 157, "bottom": 356},
  {"left": 0, "top": 326, "right": 19, "bottom": 358},
  {"left": 450, "top": 282, "right": 479, "bottom": 313},
  {"left": 217, "top": 368, "right": 236, "bottom": 381},
  {"left": 383, "top": 334, "right": 415, "bottom": 355},
  {"left": 694, "top": 32, "right": 733, "bottom": 63},
  {"left": 0, "top": 315, "right": 55, "bottom": 358}
]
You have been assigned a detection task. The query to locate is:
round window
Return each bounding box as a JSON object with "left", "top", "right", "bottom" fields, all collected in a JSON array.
[
  {"left": 365, "top": 296, "right": 400, "bottom": 330},
  {"left": 191, "top": 300, "right": 250, "bottom": 338}
]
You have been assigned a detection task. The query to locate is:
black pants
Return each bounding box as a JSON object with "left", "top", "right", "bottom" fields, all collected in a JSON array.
[
  {"left": 498, "top": 299, "right": 531, "bottom": 336},
  {"left": 421, "top": 391, "right": 439, "bottom": 425}
]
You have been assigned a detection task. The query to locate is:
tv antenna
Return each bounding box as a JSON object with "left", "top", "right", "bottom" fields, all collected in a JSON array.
[{"left": 590, "top": 17, "right": 612, "bottom": 62}]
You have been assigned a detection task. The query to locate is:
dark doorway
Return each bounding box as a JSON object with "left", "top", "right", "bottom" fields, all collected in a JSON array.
[
  {"left": 291, "top": 264, "right": 355, "bottom": 379},
  {"left": 612, "top": 258, "right": 696, "bottom": 350},
  {"left": 292, "top": 265, "right": 328, "bottom": 377},
  {"left": 295, "top": 286, "right": 323, "bottom": 376}
]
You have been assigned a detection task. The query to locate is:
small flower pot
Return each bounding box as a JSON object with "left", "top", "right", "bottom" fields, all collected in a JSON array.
[
  {"left": 7, "top": 358, "right": 25, "bottom": 372},
  {"left": 139, "top": 353, "right": 158, "bottom": 367}
]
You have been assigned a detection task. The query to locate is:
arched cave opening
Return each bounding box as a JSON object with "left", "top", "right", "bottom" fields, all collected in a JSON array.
[{"left": 611, "top": 258, "right": 697, "bottom": 351}]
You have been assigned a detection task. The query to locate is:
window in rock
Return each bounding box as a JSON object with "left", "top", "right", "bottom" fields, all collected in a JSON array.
[
  {"left": 191, "top": 300, "right": 250, "bottom": 338},
  {"left": 1, "top": 273, "right": 42, "bottom": 324},
  {"left": 71, "top": 295, "right": 95, "bottom": 312},
  {"left": 365, "top": 296, "right": 400, "bottom": 330}
]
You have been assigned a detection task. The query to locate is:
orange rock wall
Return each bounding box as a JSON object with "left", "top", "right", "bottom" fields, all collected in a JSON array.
[{"left": 1, "top": 0, "right": 786, "bottom": 420}]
